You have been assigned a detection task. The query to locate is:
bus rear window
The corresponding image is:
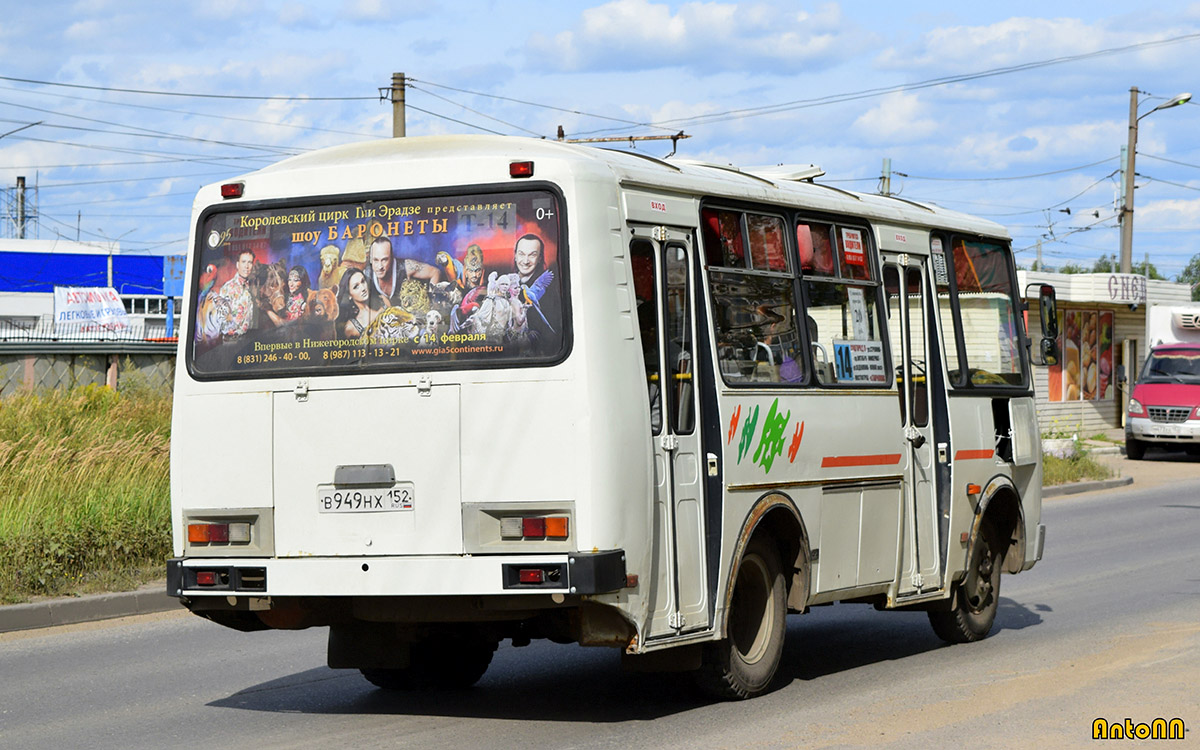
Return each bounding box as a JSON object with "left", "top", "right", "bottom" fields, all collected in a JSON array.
[{"left": 188, "top": 189, "right": 566, "bottom": 378}]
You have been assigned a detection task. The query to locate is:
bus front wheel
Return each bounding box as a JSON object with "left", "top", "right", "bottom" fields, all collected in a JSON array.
[
  {"left": 696, "top": 536, "right": 786, "bottom": 700},
  {"left": 929, "top": 517, "right": 1002, "bottom": 643}
]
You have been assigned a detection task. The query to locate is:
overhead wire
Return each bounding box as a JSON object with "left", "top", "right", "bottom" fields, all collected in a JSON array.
[
  {"left": 0, "top": 74, "right": 374, "bottom": 101},
  {"left": 571, "top": 31, "right": 1200, "bottom": 135},
  {"left": 0, "top": 83, "right": 384, "bottom": 140},
  {"left": 0, "top": 100, "right": 302, "bottom": 154},
  {"left": 407, "top": 83, "right": 544, "bottom": 137}
]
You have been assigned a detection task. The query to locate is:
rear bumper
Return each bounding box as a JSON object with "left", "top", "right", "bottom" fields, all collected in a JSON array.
[
  {"left": 167, "top": 549, "right": 627, "bottom": 599},
  {"left": 1126, "top": 416, "right": 1200, "bottom": 444}
]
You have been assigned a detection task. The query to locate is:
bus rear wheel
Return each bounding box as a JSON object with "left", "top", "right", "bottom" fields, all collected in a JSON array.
[
  {"left": 929, "top": 517, "right": 1002, "bottom": 643},
  {"left": 696, "top": 536, "right": 786, "bottom": 700},
  {"left": 360, "top": 627, "right": 498, "bottom": 691}
]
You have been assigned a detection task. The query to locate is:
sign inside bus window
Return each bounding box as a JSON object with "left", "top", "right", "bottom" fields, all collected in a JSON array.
[
  {"left": 188, "top": 190, "right": 565, "bottom": 376},
  {"left": 840, "top": 228, "right": 865, "bottom": 267},
  {"left": 833, "top": 339, "right": 887, "bottom": 384}
]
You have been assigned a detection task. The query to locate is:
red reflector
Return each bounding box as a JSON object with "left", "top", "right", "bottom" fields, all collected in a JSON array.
[
  {"left": 509, "top": 161, "right": 534, "bottom": 178},
  {"left": 221, "top": 182, "right": 244, "bottom": 198},
  {"left": 208, "top": 523, "right": 230, "bottom": 543},
  {"left": 519, "top": 568, "right": 544, "bottom": 584},
  {"left": 522, "top": 517, "right": 546, "bottom": 537},
  {"left": 195, "top": 571, "right": 217, "bottom": 586}
]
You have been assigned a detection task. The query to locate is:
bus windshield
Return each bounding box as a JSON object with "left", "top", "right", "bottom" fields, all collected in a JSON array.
[{"left": 187, "top": 189, "right": 566, "bottom": 378}]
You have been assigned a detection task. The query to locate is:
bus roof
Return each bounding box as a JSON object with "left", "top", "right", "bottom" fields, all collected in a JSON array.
[{"left": 215, "top": 135, "right": 1010, "bottom": 240}]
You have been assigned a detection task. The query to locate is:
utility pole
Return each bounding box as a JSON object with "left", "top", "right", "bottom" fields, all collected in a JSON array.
[
  {"left": 880, "top": 158, "right": 892, "bottom": 196},
  {"left": 1119, "top": 87, "right": 1192, "bottom": 274},
  {"left": 16, "top": 176, "right": 25, "bottom": 239},
  {"left": 392, "top": 72, "right": 406, "bottom": 138},
  {"left": 1036, "top": 238, "right": 1042, "bottom": 271},
  {"left": 1119, "top": 88, "right": 1139, "bottom": 275}
]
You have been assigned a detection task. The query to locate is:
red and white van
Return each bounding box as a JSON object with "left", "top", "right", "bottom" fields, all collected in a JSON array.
[{"left": 1125, "top": 307, "right": 1200, "bottom": 459}]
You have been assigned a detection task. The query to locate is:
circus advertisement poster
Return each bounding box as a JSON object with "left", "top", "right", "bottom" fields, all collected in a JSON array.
[{"left": 189, "top": 190, "right": 565, "bottom": 377}]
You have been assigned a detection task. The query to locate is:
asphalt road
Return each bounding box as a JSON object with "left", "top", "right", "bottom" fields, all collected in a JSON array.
[{"left": 1, "top": 471, "right": 1198, "bottom": 750}]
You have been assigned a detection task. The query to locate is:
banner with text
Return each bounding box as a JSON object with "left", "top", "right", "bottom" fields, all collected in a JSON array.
[{"left": 53, "top": 286, "right": 131, "bottom": 334}]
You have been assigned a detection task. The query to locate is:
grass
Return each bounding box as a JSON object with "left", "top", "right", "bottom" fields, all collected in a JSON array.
[
  {"left": 0, "top": 379, "right": 171, "bottom": 604},
  {"left": 1042, "top": 447, "right": 1114, "bottom": 486}
]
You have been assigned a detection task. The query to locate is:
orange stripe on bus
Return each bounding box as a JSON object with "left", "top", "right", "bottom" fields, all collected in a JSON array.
[
  {"left": 954, "top": 449, "right": 995, "bottom": 460},
  {"left": 820, "top": 454, "right": 903, "bottom": 468}
]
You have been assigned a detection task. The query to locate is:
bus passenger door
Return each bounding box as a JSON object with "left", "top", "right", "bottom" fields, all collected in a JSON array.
[
  {"left": 631, "top": 227, "right": 710, "bottom": 639},
  {"left": 884, "top": 259, "right": 943, "bottom": 597}
]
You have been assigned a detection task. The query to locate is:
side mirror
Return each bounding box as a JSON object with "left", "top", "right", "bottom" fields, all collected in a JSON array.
[{"left": 1025, "top": 283, "right": 1059, "bottom": 366}]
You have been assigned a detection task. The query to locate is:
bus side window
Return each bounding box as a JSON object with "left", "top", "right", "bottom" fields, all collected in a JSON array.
[{"left": 631, "top": 241, "right": 662, "bottom": 435}]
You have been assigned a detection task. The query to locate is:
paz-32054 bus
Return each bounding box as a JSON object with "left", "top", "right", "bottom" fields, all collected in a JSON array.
[{"left": 168, "top": 135, "right": 1058, "bottom": 699}]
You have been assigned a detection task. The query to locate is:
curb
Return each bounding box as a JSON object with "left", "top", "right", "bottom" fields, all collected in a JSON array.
[
  {"left": 0, "top": 585, "right": 180, "bottom": 634},
  {"left": 1042, "top": 476, "right": 1134, "bottom": 497}
]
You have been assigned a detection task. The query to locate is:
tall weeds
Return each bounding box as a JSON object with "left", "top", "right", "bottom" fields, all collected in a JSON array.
[{"left": 0, "top": 383, "right": 171, "bottom": 603}]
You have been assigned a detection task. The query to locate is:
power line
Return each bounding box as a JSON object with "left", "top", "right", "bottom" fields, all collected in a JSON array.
[
  {"left": 574, "top": 31, "right": 1200, "bottom": 135},
  {"left": 1140, "top": 175, "right": 1200, "bottom": 192},
  {"left": 407, "top": 83, "right": 543, "bottom": 137},
  {"left": 0, "top": 83, "right": 384, "bottom": 140},
  {"left": 901, "top": 157, "right": 1118, "bottom": 183},
  {"left": 0, "top": 100, "right": 301, "bottom": 154},
  {"left": 1140, "top": 153, "right": 1200, "bottom": 171},
  {"left": 0, "top": 74, "right": 374, "bottom": 101},
  {"left": 405, "top": 103, "right": 507, "bottom": 136},
  {"left": 411, "top": 77, "right": 679, "bottom": 134}
]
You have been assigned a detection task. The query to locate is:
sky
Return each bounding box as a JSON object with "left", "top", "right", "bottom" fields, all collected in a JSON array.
[{"left": 3, "top": 1, "right": 1200, "bottom": 281}]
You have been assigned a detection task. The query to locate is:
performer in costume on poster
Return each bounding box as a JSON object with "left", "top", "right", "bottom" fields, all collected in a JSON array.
[
  {"left": 216, "top": 249, "right": 256, "bottom": 340},
  {"left": 511, "top": 233, "right": 560, "bottom": 345},
  {"left": 368, "top": 236, "right": 442, "bottom": 305}
]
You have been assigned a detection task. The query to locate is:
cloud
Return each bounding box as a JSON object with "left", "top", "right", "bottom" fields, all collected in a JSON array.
[
  {"left": 525, "top": 0, "right": 866, "bottom": 74},
  {"left": 942, "top": 120, "right": 1125, "bottom": 171},
  {"left": 1139, "top": 195, "right": 1200, "bottom": 228},
  {"left": 876, "top": 17, "right": 1123, "bottom": 72},
  {"left": 851, "top": 92, "right": 939, "bottom": 144}
]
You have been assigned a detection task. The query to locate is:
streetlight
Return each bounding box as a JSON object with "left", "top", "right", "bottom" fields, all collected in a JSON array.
[
  {"left": 1119, "top": 87, "right": 1191, "bottom": 274},
  {"left": 97, "top": 228, "right": 135, "bottom": 288}
]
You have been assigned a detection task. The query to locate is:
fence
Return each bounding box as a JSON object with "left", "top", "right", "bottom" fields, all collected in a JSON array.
[{"left": 0, "top": 317, "right": 177, "bottom": 395}]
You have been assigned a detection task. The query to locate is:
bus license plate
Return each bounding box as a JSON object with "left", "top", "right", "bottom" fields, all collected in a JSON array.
[{"left": 317, "top": 484, "right": 414, "bottom": 513}]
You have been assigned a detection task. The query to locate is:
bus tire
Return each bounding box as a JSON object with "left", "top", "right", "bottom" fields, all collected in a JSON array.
[
  {"left": 360, "top": 628, "right": 498, "bottom": 690},
  {"left": 1125, "top": 437, "right": 1146, "bottom": 460},
  {"left": 929, "top": 517, "right": 1002, "bottom": 643},
  {"left": 696, "top": 536, "right": 786, "bottom": 700}
]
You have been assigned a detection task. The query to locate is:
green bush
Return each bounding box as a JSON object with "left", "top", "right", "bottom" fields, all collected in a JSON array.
[
  {"left": 1042, "top": 449, "right": 1113, "bottom": 486},
  {"left": 0, "top": 385, "right": 171, "bottom": 603}
]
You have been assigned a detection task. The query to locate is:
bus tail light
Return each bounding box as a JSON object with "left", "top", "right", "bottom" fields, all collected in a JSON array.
[
  {"left": 221, "top": 182, "right": 244, "bottom": 199},
  {"left": 500, "top": 515, "right": 570, "bottom": 540},
  {"left": 195, "top": 571, "right": 218, "bottom": 586},
  {"left": 187, "top": 521, "right": 252, "bottom": 546},
  {"left": 522, "top": 517, "right": 546, "bottom": 538},
  {"left": 518, "top": 569, "right": 544, "bottom": 584},
  {"left": 544, "top": 517, "right": 569, "bottom": 539}
]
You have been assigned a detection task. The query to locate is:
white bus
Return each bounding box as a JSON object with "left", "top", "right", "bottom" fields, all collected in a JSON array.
[{"left": 168, "top": 135, "right": 1058, "bottom": 699}]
